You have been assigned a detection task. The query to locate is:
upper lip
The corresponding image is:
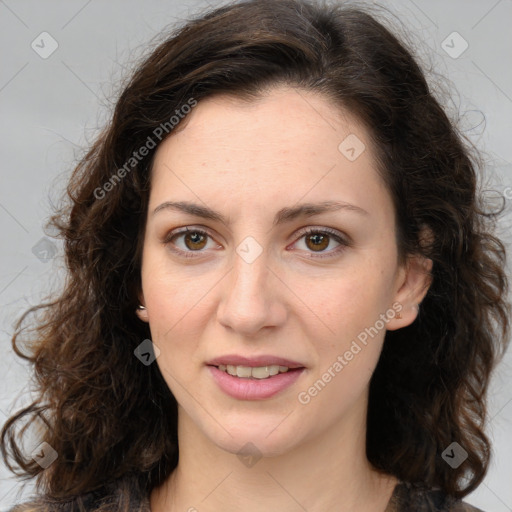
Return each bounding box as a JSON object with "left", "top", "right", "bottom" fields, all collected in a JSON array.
[{"left": 206, "top": 355, "right": 305, "bottom": 369}]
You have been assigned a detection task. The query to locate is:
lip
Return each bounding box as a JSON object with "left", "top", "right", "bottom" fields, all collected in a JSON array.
[
  {"left": 206, "top": 354, "right": 305, "bottom": 368},
  {"left": 208, "top": 365, "right": 305, "bottom": 400}
]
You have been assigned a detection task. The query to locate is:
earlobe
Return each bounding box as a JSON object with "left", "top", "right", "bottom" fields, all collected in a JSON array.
[
  {"left": 136, "top": 304, "right": 149, "bottom": 322},
  {"left": 136, "top": 291, "right": 149, "bottom": 322},
  {"left": 386, "top": 253, "right": 433, "bottom": 331}
]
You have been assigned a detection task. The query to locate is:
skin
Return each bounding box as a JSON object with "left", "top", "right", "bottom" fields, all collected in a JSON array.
[{"left": 137, "top": 85, "right": 432, "bottom": 512}]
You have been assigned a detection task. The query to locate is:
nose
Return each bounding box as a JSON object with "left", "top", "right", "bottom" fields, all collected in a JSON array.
[{"left": 216, "top": 245, "right": 287, "bottom": 337}]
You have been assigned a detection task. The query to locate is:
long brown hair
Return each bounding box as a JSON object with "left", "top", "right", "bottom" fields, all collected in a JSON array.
[{"left": 2, "top": 0, "right": 510, "bottom": 509}]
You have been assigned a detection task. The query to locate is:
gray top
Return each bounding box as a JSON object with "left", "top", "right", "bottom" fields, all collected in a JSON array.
[{"left": 8, "top": 479, "right": 485, "bottom": 511}]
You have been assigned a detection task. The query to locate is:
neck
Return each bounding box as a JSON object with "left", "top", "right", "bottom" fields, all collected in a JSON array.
[{"left": 151, "top": 398, "right": 398, "bottom": 512}]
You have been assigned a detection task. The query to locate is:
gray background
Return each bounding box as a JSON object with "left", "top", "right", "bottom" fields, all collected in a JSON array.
[{"left": 0, "top": 0, "right": 511, "bottom": 510}]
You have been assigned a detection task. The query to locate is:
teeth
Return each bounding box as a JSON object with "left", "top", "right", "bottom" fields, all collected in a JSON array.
[
  {"left": 217, "top": 364, "right": 291, "bottom": 379},
  {"left": 236, "top": 366, "right": 252, "bottom": 378}
]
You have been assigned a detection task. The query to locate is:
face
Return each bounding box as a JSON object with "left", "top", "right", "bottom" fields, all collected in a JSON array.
[{"left": 137, "top": 85, "right": 429, "bottom": 457}]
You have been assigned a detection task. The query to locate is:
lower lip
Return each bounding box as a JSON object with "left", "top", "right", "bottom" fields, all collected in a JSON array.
[{"left": 207, "top": 366, "right": 305, "bottom": 400}]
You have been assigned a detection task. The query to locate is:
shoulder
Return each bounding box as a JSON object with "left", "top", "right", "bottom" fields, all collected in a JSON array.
[
  {"left": 390, "top": 481, "right": 485, "bottom": 512},
  {"left": 6, "top": 496, "right": 96, "bottom": 512},
  {"left": 5, "top": 477, "right": 150, "bottom": 512}
]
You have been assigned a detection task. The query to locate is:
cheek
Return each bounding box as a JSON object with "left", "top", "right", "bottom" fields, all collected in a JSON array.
[
  {"left": 140, "top": 257, "right": 198, "bottom": 354},
  {"left": 298, "top": 270, "right": 391, "bottom": 415},
  {"left": 141, "top": 244, "right": 211, "bottom": 326},
  {"left": 142, "top": 268, "right": 205, "bottom": 397},
  {"left": 304, "top": 263, "right": 396, "bottom": 344}
]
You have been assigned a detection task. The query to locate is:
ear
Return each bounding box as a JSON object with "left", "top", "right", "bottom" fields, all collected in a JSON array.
[
  {"left": 386, "top": 229, "right": 433, "bottom": 331},
  {"left": 135, "top": 291, "right": 149, "bottom": 323}
]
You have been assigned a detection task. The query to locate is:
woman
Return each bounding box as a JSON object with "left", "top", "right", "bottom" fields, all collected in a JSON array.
[{"left": 1, "top": 0, "right": 509, "bottom": 510}]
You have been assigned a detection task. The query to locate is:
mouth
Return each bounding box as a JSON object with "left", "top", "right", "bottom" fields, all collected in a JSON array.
[
  {"left": 210, "top": 363, "right": 302, "bottom": 380},
  {"left": 207, "top": 365, "right": 306, "bottom": 400}
]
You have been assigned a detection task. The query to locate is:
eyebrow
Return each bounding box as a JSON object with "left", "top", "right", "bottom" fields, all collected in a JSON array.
[{"left": 152, "top": 200, "right": 369, "bottom": 227}]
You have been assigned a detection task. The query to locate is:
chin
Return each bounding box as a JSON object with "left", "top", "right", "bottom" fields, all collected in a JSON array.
[
  {"left": 204, "top": 416, "right": 304, "bottom": 459},
  {"left": 215, "top": 435, "right": 296, "bottom": 459}
]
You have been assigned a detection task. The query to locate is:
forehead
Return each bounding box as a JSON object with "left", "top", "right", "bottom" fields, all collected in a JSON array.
[{"left": 149, "top": 86, "right": 392, "bottom": 221}]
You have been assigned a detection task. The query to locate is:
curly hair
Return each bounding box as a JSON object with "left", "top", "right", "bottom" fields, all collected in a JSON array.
[{"left": 2, "top": 0, "right": 510, "bottom": 509}]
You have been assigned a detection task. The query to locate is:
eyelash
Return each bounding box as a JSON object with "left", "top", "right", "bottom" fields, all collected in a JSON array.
[{"left": 163, "top": 226, "right": 350, "bottom": 260}]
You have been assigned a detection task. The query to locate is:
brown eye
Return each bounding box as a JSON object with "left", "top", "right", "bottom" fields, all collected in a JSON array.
[
  {"left": 292, "top": 227, "right": 350, "bottom": 259},
  {"left": 305, "top": 232, "right": 330, "bottom": 252},
  {"left": 183, "top": 231, "right": 208, "bottom": 251},
  {"left": 163, "top": 227, "right": 218, "bottom": 258}
]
